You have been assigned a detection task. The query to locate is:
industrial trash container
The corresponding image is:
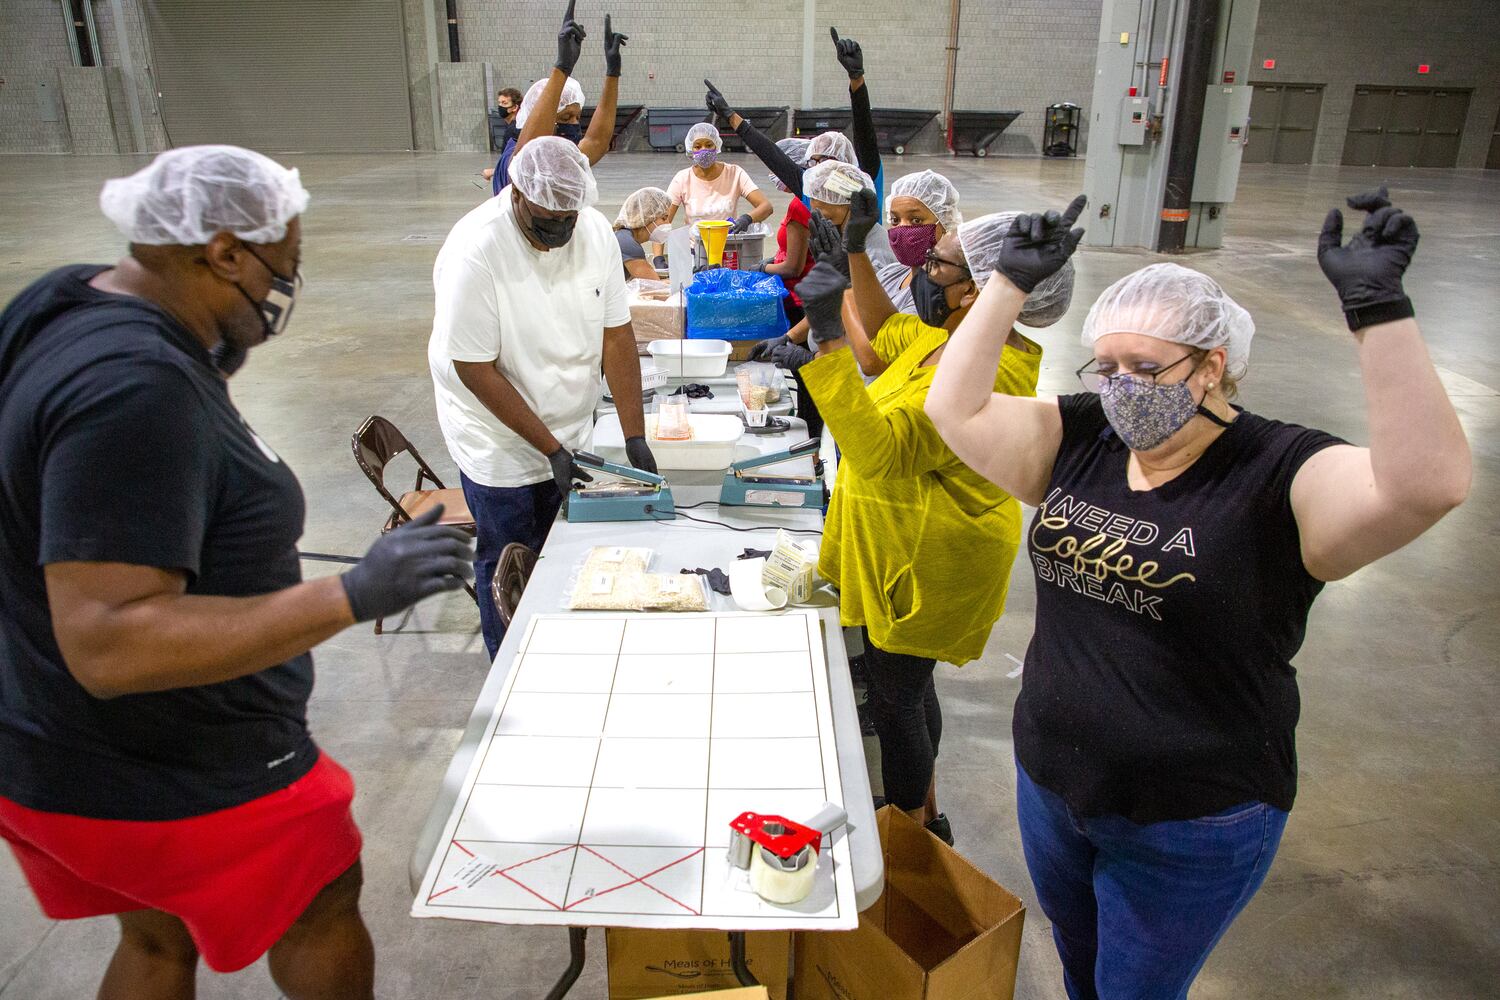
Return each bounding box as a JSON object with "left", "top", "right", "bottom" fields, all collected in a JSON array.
[
  {"left": 949, "top": 110, "right": 1023, "bottom": 157},
  {"left": 648, "top": 107, "right": 713, "bottom": 152}
]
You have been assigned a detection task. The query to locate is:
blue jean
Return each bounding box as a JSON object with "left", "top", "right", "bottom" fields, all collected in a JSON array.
[
  {"left": 460, "top": 473, "right": 562, "bottom": 659},
  {"left": 1015, "top": 762, "right": 1287, "bottom": 1000}
]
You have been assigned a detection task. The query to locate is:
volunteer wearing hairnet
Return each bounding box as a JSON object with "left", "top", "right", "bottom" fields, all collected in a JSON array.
[
  {"left": 705, "top": 26, "right": 884, "bottom": 206},
  {"left": 431, "top": 137, "right": 655, "bottom": 659},
  {"left": 926, "top": 190, "right": 1469, "bottom": 999},
  {"left": 789, "top": 191, "right": 1075, "bottom": 847},
  {"left": 614, "top": 186, "right": 672, "bottom": 281},
  {"left": 759, "top": 138, "right": 817, "bottom": 322},
  {"left": 489, "top": 0, "right": 626, "bottom": 195},
  {"left": 879, "top": 170, "right": 964, "bottom": 313},
  {"left": 664, "top": 122, "right": 772, "bottom": 232},
  {"left": 0, "top": 146, "right": 473, "bottom": 998}
]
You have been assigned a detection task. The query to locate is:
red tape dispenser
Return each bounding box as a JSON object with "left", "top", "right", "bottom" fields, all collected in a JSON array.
[{"left": 727, "top": 805, "right": 847, "bottom": 905}]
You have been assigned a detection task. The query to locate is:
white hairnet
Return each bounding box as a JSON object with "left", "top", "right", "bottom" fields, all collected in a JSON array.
[
  {"left": 99, "top": 144, "right": 308, "bottom": 246},
  {"left": 1082, "top": 262, "right": 1254, "bottom": 376},
  {"left": 957, "top": 212, "right": 1075, "bottom": 328},
  {"left": 888, "top": 170, "right": 962, "bottom": 231},
  {"left": 777, "top": 137, "right": 811, "bottom": 168},
  {"left": 685, "top": 122, "right": 722, "bottom": 152},
  {"left": 516, "top": 76, "right": 585, "bottom": 129},
  {"left": 803, "top": 160, "right": 873, "bottom": 206},
  {"left": 806, "top": 130, "right": 855, "bottom": 164},
  {"left": 615, "top": 186, "right": 671, "bottom": 229},
  {"left": 509, "top": 136, "right": 598, "bottom": 212}
]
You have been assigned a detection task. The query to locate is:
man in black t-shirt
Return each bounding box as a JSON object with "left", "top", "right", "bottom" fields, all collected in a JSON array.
[{"left": 0, "top": 146, "right": 473, "bottom": 998}]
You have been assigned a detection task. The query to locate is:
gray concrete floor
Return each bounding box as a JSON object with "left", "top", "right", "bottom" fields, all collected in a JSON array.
[{"left": 0, "top": 150, "right": 1496, "bottom": 999}]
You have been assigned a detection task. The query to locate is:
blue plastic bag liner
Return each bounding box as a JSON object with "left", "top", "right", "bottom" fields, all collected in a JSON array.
[{"left": 684, "top": 268, "right": 788, "bottom": 341}]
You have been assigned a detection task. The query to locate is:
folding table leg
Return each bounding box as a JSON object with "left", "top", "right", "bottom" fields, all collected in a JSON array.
[
  {"left": 728, "top": 931, "right": 761, "bottom": 987},
  {"left": 544, "top": 927, "right": 588, "bottom": 1000}
]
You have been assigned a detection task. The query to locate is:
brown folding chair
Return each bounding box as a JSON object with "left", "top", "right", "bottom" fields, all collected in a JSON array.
[
  {"left": 492, "top": 543, "right": 539, "bottom": 628},
  {"left": 351, "top": 415, "right": 478, "bottom": 634}
]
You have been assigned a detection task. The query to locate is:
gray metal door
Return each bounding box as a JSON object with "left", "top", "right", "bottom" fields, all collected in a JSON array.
[
  {"left": 1417, "top": 90, "right": 1470, "bottom": 168},
  {"left": 1244, "top": 84, "right": 1280, "bottom": 164},
  {"left": 1274, "top": 85, "right": 1322, "bottom": 164},
  {"left": 1382, "top": 89, "right": 1429, "bottom": 166},
  {"left": 1343, "top": 87, "right": 1390, "bottom": 166},
  {"left": 144, "top": 0, "right": 413, "bottom": 152}
]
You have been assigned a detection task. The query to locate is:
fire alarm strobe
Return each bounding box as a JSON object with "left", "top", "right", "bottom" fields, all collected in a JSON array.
[{"left": 728, "top": 804, "right": 848, "bottom": 905}]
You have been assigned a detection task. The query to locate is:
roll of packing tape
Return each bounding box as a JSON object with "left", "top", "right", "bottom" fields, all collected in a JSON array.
[
  {"left": 749, "top": 846, "right": 816, "bottom": 904},
  {"left": 729, "top": 557, "right": 788, "bottom": 612}
]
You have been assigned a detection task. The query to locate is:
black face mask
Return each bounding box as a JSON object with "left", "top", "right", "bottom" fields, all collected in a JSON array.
[
  {"left": 554, "top": 122, "right": 583, "bottom": 143},
  {"left": 910, "top": 267, "right": 968, "bottom": 328},
  {"left": 517, "top": 195, "right": 577, "bottom": 249}
]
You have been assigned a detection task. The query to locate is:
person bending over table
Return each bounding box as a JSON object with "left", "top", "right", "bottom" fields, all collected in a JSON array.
[
  {"left": 664, "top": 122, "right": 772, "bottom": 233},
  {"left": 0, "top": 146, "right": 473, "bottom": 1000},
  {"left": 924, "top": 190, "right": 1470, "bottom": 999},
  {"left": 787, "top": 190, "right": 1075, "bottom": 846},
  {"left": 431, "top": 137, "right": 657, "bottom": 660},
  {"left": 614, "top": 186, "right": 673, "bottom": 281},
  {"left": 489, "top": 0, "right": 625, "bottom": 196}
]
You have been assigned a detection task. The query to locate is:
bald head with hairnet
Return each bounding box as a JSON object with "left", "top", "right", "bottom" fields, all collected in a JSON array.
[
  {"left": 100, "top": 144, "right": 309, "bottom": 247},
  {"left": 509, "top": 137, "right": 598, "bottom": 212},
  {"left": 806, "top": 131, "right": 855, "bottom": 165},
  {"left": 1083, "top": 262, "right": 1254, "bottom": 376},
  {"left": 958, "top": 212, "right": 1075, "bottom": 327},
  {"left": 517, "top": 77, "right": 586, "bottom": 128}
]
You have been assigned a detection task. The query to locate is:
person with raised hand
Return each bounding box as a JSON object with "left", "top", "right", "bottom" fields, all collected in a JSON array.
[
  {"left": 0, "top": 145, "right": 474, "bottom": 999},
  {"left": 789, "top": 189, "right": 1079, "bottom": 848},
  {"left": 924, "top": 190, "right": 1468, "bottom": 999}
]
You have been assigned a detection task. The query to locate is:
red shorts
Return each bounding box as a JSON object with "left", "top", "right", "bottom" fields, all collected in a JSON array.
[{"left": 0, "top": 752, "right": 362, "bottom": 973}]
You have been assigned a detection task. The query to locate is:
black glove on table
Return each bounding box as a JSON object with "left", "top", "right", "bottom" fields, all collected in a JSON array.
[
  {"left": 682, "top": 567, "right": 732, "bottom": 596},
  {"left": 603, "top": 14, "right": 627, "bottom": 77},
  {"left": 1317, "top": 186, "right": 1419, "bottom": 331},
  {"left": 341, "top": 505, "right": 475, "bottom": 623},
  {"left": 799, "top": 261, "right": 851, "bottom": 347},
  {"left": 554, "top": 0, "right": 586, "bottom": 74},
  {"left": 995, "top": 194, "right": 1087, "bottom": 293},
  {"left": 547, "top": 446, "right": 593, "bottom": 499},
  {"left": 624, "top": 435, "right": 657, "bottom": 475}
]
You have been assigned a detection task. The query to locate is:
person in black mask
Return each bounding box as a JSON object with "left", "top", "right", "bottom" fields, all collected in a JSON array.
[
  {"left": 0, "top": 145, "right": 474, "bottom": 999},
  {"left": 488, "top": 0, "right": 626, "bottom": 197}
]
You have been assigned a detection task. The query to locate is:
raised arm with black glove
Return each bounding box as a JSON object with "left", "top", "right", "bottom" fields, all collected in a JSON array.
[
  {"left": 799, "top": 262, "right": 853, "bottom": 348},
  {"left": 1317, "top": 186, "right": 1419, "bottom": 331},
  {"left": 341, "top": 505, "right": 476, "bottom": 623},
  {"left": 709, "top": 78, "right": 806, "bottom": 196},
  {"left": 832, "top": 27, "right": 881, "bottom": 188},
  {"left": 555, "top": 0, "right": 585, "bottom": 73},
  {"left": 994, "top": 195, "right": 1087, "bottom": 293},
  {"left": 808, "top": 212, "right": 850, "bottom": 280}
]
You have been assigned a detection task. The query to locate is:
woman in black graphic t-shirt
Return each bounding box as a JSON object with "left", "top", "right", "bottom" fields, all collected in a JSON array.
[{"left": 924, "top": 190, "right": 1470, "bottom": 999}]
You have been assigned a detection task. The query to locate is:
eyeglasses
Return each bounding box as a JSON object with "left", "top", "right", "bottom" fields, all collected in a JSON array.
[
  {"left": 1075, "top": 352, "right": 1197, "bottom": 393},
  {"left": 923, "top": 249, "right": 969, "bottom": 276}
]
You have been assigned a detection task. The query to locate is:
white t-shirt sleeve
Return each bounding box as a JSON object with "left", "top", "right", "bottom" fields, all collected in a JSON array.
[
  {"left": 601, "top": 230, "right": 631, "bottom": 327},
  {"left": 667, "top": 168, "right": 690, "bottom": 206},
  {"left": 435, "top": 254, "right": 502, "bottom": 362}
]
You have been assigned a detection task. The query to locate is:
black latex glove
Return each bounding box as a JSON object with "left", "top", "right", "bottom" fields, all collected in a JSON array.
[
  {"left": 682, "top": 567, "right": 732, "bottom": 596},
  {"left": 555, "top": 0, "right": 586, "bottom": 74},
  {"left": 749, "top": 334, "right": 788, "bottom": 362},
  {"left": 739, "top": 548, "right": 772, "bottom": 560},
  {"left": 799, "top": 261, "right": 851, "bottom": 346},
  {"left": 704, "top": 79, "right": 733, "bottom": 121},
  {"left": 624, "top": 435, "right": 657, "bottom": 474},
  {"left": 547, "top": 446, "right": 593, "bottom": 499},
  {"left": 670, "top": 383, "right": 713, "bottom": 399},
  {"left": 340, "top": 505, "right": 475, "bottom": 623},
  {"left": 729, "top": 213, "right": 754, "bottom": 235},
  {"left": 1317, "top": 186, "right": 1419, "bottom": 331},
  {"left": 996, "top": 194, "right": 1087, "bottom": 293},
  {"left": 771, "top": 339, "right": 816, "bottom": 372},
  {"left": 830, "top": 27, "right": 864, "bottom": 80},
  {"left": 603, "top": 14, "right": 627, "bottom": 77},
  {"left": 808, "top": 211, "right": 850, "bottom": 280},
  {"left": 845, "top": 188, "right": 879, "bottom": 254}
]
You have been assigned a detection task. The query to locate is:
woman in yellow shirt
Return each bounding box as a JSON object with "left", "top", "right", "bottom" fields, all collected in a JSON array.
[{"left": 797, "top": 199, "right": 1075, "bottom": 842}]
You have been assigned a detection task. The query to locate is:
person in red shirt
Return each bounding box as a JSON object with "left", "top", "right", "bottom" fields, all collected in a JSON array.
[{"left": 760, "top": 137, "right": 816, "bottom": 323}]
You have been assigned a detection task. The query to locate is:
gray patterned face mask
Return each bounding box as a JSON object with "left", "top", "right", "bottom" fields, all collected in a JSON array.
[{"left": 1099, "top": 376, "right": 1201, "bottom": 451}]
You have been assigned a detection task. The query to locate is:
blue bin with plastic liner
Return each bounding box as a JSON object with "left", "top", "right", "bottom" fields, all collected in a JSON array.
[{"left": 685, "top": 268, "right": 788, "bottom": 341}]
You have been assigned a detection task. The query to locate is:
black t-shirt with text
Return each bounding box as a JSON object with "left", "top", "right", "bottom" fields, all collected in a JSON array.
[
  {"left": 1014, "top": 393, "right": 1344, "bottom": 824},
  {"left": 0, "top": 266, "right": 317, "bottom": 820}
]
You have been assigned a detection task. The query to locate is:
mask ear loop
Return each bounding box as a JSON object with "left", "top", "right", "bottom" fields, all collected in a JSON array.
[{"left": 1192, "top": 358, "right": 1235, "bottom": 428}]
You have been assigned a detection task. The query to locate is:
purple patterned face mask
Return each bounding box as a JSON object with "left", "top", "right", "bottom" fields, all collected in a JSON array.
[
  {"left": 691, "top": 148, "right": 718, "bottom": 169},
  {"left": 1098, "top": 376, "right": 1200, "bottom": 451},
  {"left": 887, "top": 223, "right": 938, "bottom": 268}
]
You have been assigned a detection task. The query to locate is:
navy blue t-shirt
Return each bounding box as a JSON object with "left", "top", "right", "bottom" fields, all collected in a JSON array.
[{"left": 0, "top": 266, "right": 317, "bottom": 820}]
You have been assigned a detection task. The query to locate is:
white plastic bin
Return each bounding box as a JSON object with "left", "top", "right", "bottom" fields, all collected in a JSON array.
[
  {"left": 592, "top": 412, "right": 744, "bottom": 471},
  {"left": 648, "top": 339, "right": 732, "bottom": 379}
]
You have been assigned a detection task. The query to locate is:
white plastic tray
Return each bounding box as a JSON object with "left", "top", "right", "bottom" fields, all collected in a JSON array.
[{"left": 648, "top": 339, "right": 732, "bottom": 379}]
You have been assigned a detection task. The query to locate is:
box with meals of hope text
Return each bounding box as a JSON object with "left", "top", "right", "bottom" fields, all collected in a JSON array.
[
  {"left": 793, "top": 806, "right": 1025, "bottom": 1000},
  {"left": 607, "top": 928, "right": 790, "bottom": 1000}
]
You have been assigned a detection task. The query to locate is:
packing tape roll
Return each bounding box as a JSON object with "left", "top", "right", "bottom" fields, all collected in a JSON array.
[
  {"left": 749, "top": 847, "right": 817, "bottom": 905},
  {"left": 729, "top": 557, "right": 788, "bottom": 612}
]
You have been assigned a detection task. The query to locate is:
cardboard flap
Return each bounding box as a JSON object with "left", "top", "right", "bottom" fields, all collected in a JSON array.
[
  {"left": 925, "top": 907, "right": 1026, "bottom": 1000},
  {"left": 880, "top": 807, "right": 1023, "bottom": 948}
]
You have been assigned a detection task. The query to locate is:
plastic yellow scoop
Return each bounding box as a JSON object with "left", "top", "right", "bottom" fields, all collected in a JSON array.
[{"left": 696, "top": 219, "right": 731, "bottom": 267}]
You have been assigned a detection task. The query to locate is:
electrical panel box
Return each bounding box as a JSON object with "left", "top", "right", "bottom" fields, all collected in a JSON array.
[
  {"left": 1117, "top": 96, "right": 1148, "bottom": 145},
  {"left": 1191, "top": 85, "right": 1254, "bottom": 203}
]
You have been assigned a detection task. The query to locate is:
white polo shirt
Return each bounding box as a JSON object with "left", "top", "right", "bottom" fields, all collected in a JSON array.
[{"left": 429, "top": 192, "right": 630, "bottom": 488}]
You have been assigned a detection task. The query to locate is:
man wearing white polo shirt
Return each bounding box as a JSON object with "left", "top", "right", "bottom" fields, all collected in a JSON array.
[{"left": 430, "top": 137, "right": 655, "bottom": 657}]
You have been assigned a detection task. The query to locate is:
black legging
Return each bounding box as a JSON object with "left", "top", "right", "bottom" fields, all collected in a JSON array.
[{"left": 861, "top": 628, "right": 941, "bottom": 811}]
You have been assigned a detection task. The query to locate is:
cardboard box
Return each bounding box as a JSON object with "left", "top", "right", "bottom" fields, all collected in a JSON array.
[
  {"left": 646, "top": 990, "right": 769, "bottom": 1000},
  {"left": 607, "top": 928, "right": 790, "bottom": 1000},
  {"left": 793, "top": 807, "right": 1026, "bottom": 1000},
  {"left": 630, "top": 292, "right": 684, "bottom": 345}
]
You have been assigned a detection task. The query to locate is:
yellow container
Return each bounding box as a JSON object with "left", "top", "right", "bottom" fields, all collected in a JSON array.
[{"left": 696, "top": 219, "right": 731, "bottom": 267}]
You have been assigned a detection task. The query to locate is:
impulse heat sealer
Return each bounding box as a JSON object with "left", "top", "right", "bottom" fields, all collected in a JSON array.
[
  {"left": 718, "top": 438, "right": 826, "bottom": 509},
  {"left": 565, "top": 451, "right": 676, "bottom": 523}
]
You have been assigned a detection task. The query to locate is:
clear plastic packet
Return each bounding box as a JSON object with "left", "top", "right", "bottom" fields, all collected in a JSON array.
[
  {"left": 566, "top": 547, "right": 654, "bottom": 611},
  {"left": 642, "top": 573, "right": 710, "bottom": 612}
]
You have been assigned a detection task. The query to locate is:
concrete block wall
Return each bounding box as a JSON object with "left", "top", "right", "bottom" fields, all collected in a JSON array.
[
  {"left": 59, "top": 67, "right": 120, "bottom": 154},
  {"left": 0, "top": 0, "right": 76, "bottom": 152},
  {"left": 91, "top": 0, "right": 170, "bottom": 152},
  {"left": 436, "top": 62, "right": 491, "bottom": 150},
  {"left": 1251, "top": 0, "right": 1500, "bottom": 168}
]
